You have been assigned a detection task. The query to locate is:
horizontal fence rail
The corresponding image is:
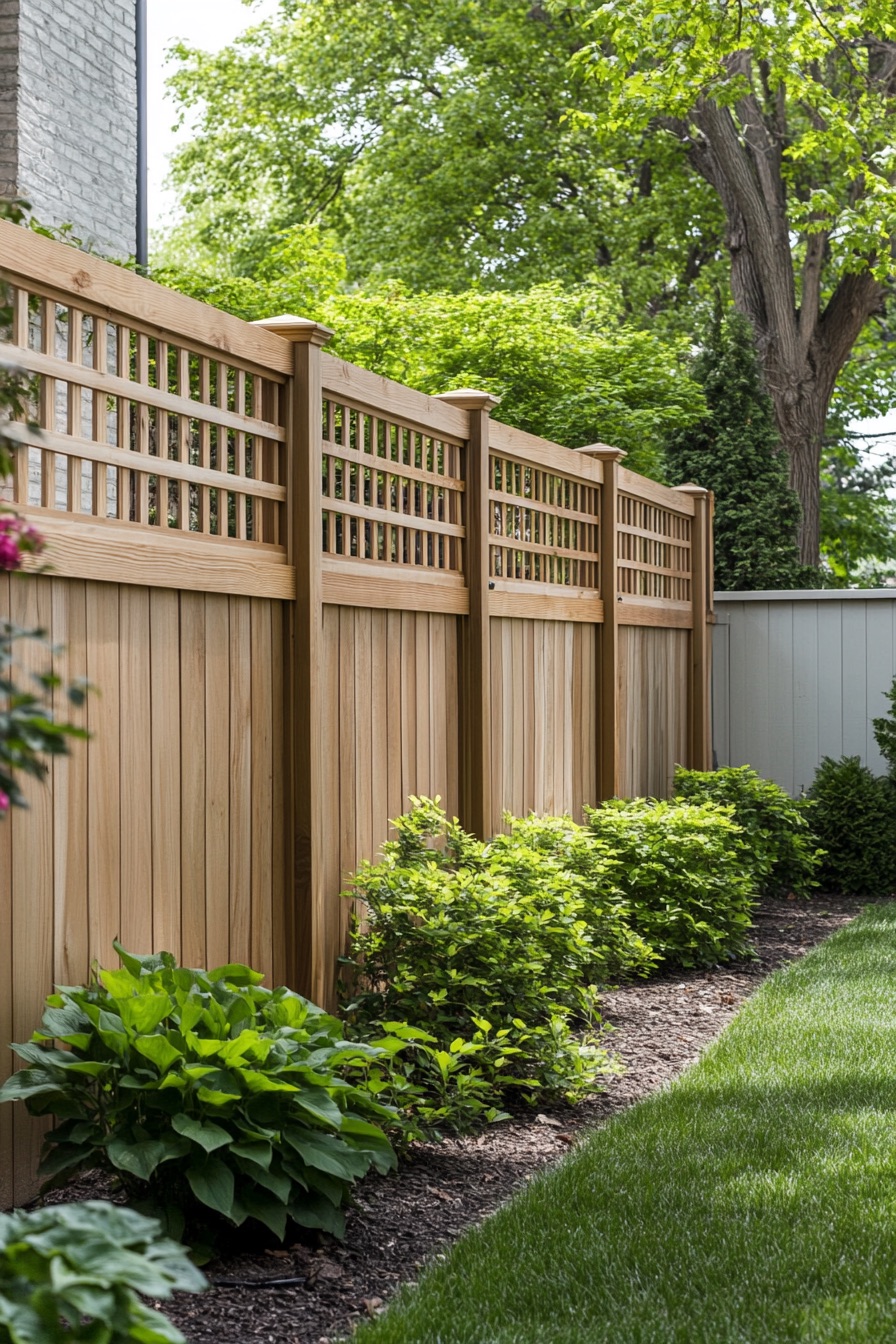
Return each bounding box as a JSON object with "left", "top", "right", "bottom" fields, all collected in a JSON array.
[{"left": 0, "top": 224, "right": 713, "bottom": 1202}]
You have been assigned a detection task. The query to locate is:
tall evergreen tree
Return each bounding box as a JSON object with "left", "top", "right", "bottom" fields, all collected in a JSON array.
[{"left": 665, "top": 313, "right": 807, "bottom": 592}]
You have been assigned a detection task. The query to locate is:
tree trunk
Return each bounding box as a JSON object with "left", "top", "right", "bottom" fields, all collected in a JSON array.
[
  {"left": 764, "top": 366, "right": 826, "bottom": 567},
  {"left": 682, "top": 99, "right": 886, "bottom": 571}
]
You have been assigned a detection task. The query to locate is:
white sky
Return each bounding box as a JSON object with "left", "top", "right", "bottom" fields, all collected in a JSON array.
[{"left": 147, "top": 0, "right": 278, "bottom": 230}]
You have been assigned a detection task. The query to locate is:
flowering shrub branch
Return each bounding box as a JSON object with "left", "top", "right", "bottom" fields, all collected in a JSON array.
[{"left": 0, "top": 197, "right": 88, "bottom": 814}]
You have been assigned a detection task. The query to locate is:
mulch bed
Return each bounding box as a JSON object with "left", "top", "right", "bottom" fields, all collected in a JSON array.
[{"left": 45, "top": 896, "right": 868, "bottom": 1344}]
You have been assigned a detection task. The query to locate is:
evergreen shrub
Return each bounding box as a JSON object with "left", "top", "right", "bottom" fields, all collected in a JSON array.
[
  {"left": 807, "top": 756, "right": 896, "bottom": 897},
  {"left": 341, "top": 799, "right": 629, "bottom": 1133},
  {"left": 664, "top": 311, "right": 813, "bottom": 590}
]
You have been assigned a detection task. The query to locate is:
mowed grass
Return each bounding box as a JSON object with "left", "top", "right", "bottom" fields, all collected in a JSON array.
[{"left": 354, "top": 903, "right": 896, "bottom": 1344}]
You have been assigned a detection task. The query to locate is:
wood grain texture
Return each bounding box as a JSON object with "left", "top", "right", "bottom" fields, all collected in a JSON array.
[
  {"left": 316, "top": 606, "right": 462, "bottom": 1007},
  {"left": 0, "top": 577, "right": 287, "bottom": 1203},
  {"left": 617, "top": 626, "right": 690, "bottom": 799},
  {"left": 0, "top": 219, "right": 293, "bottom": 375},
  {"left": 19, "top": 512, "right": 295, "bottom": 600},
  {"left": 489, "top": 616, "right": 598, "bottom": 826}
]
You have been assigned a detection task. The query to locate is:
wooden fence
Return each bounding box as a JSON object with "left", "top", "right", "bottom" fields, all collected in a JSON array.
[{"left": 0, "top": 221, "right": 713, "bottom": 1203}]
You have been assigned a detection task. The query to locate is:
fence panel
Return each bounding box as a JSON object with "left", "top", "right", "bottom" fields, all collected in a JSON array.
[
  {"left": 0, "top": 224, "right": 715, "bottom": 1201},
  {"left": 713, "top": 591, "right": 896, "bottom": 795}
]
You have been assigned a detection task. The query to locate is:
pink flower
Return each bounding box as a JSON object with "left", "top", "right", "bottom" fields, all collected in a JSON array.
[
  {"left": 0, "top": 512, "right": 44, "bottom": 570},
  {"left": 0, "top": 791, "right": 10, "bottom": 814}
]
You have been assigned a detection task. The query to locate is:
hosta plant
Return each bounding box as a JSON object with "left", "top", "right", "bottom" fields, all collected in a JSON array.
[
  {"left": 0, "top": 1199, "right": 205, "bottom": 1344},
  {"left": 0, "top": 946, "right": 397, "bottom": 1252}
]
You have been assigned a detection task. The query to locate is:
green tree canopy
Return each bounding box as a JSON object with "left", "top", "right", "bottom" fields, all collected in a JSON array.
[{"left": 163, "top": 0, "right": 724, "bottom": 315}]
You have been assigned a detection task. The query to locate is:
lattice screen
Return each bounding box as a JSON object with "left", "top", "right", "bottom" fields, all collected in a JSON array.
[
  {"left": 320, "top": 396, "right": 466, "bottom": 574},
  {"left": 616, "top": 493, "right": 691, "bottom": 601},
  {"left": 1, "top": 288, "right": 287, "bottom": 545},
  {"left": 488, "top": 453, "right": 599, "bottom": 589}
]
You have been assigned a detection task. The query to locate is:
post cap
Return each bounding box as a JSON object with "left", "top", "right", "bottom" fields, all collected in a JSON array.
[
  {"left": 252, "top": 314, "right": 334, "bottom": 347},
  {"left": 435, "top": 388, "right": 501, "bottom": 412},
  {"left": 576, "top": 443, "right": 627, "bottom": 462},
  {"left": 673, "top": 483, "right": 710, "bottom": 497}
]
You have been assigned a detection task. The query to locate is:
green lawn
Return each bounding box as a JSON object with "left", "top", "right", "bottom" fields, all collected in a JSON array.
[{"left": 354, "top": 903, "right": 896, "bottom": 1344}]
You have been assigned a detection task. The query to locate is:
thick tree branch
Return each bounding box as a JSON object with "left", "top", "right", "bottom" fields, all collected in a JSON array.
[
  {"left": 693, "top": 97, "right": 798, "bottom": 349},
  {"left": 816, "top": 270, "right": 886, "bottom": 399},
  {"left": 799, "top": 230, "right": 828, "bottom": 359}
]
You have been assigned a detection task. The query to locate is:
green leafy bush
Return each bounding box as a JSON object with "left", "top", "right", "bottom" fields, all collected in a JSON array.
[
  {"left": 673, "top": 765, "right": 823, "bottom": 897},
  {"left": 341, "top": 799, "right": 622, "bottom": 1131},
  {"left": 0, "top": 947, "right": 396, "bottom": 1251},
  {"left": 807, "top": 756, "right": 896, "bottom": 897},
  {"left": 584, "top": 798, "right": 756, "bottom": 967},
  {"left": 0, "top": 1200, "right": 205, "bottom": 1344}
]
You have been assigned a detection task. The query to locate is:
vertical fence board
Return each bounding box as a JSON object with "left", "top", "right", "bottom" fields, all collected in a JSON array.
[
  {"left": 250, "top": 599, "right": 274, "bottom": 975},
  {"left": 52, "top": 579, "right": 89, "bottom": 984},
  {"left": 149, "top": 589, "right": 182, "bottom": 960},
  {"left": 86, "top": 583, "right": 121, "bottom": 962},
  {"left": 228, "top": 596, "right": 253, "bottom": 966},
  {"left": 11, "top": 576, "right": 54, "bottom": 1203},
  {"left": 119, "top": 587, "right": 152, "bottom": 954},
  {"left": 204, "top": 596, "right": 231, "bottom": 970},
  {"left": 180, "top": 591, "right": 207, "bottom": 969}
]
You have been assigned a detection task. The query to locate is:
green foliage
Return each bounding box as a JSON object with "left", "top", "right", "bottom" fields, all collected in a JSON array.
[
  {"left": 575, "top": 0, "right": 896, "bottom": 290},
  {"left": 321, "top": 285, "right": 704, "bottom": 478},
  {"left": 0, "top": 623, "right": 89, "bottom": 812},
  {"left": 162, "top": 0, "right": 722, "bottom": 309},
  {"left": 342, "top": 794, "right": 762, "bottom": 1132},
  {"left": 584, "top": 799, "right": 757, "bottom": 967},
  {"left": 154, "top": 270, "right": 705, "bottom": 480},
  {"left": 872, "top": 678, "right": 896, "bottom": 778},
  {"left": 341, "top": 798, "right": 624, "bottom": 1131},
  {"left": 664, "top": 313, "right": 809, "bottom": 589},
  {"left": 0, "top": 1201, "right": 205, "bottom": 1344},
  {"left": 819, "top": 423, "right": 896, "bottom": 585},
  {"left": 673, "top": 766, "right": 823, "bottom": 898},
  {"left": 807, "top": 756, "right": 896, "bottom": 898},
  {"left": 152, "top": 223, "right": 347, "bottom": 324},
  {"left": 0, "top": 948, "right": 397, "bottom": 1251}
]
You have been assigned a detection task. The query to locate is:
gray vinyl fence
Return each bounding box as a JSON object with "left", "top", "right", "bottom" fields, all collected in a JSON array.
[{"left": 712, "top": 590, "right": 896, "bottom": 797}]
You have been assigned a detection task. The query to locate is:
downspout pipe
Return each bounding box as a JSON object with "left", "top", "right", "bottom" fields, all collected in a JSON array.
[{"left": 136, "top": 0, "right": 148, "bottom": 270}]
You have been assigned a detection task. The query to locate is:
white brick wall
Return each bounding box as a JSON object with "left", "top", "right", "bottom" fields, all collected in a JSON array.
[{"left": 0, "top": 0, "right": 136, "bottom": 258}]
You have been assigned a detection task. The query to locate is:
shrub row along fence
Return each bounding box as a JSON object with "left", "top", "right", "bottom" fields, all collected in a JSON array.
[{"left": 0, "top": 221, "right": 713, "bottom": 1203}]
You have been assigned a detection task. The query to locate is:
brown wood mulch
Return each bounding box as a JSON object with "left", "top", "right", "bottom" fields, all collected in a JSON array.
[{"left": 44, "top": 896, "right": 870, "bottom": 1344}]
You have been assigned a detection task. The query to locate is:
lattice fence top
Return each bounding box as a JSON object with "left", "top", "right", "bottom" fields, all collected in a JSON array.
[
  {"left": 488, "top": 451, "right": 600, "bottom": 591},
  {"left": 616, "top": 492, "right": 692, "bottom": 602},
  {"left": 320, "top": 391, "right": 466, "bottom": 576},
  {"left": 0, "top": 281, "right": 287, "bottom": 547}
]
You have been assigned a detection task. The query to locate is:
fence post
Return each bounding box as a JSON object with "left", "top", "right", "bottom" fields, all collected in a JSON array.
[
  {"left": 255, "top": 315, "right": 333, "bottom": 1001},
  {"left": 577, "top": 446, "right": 626, "bottom": 800},
  {"left": 674, "top": 483, "right": 713, "bottom": 771},
  {"left": 436, "top": 390, "right": 499, "bottom": 838}
]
